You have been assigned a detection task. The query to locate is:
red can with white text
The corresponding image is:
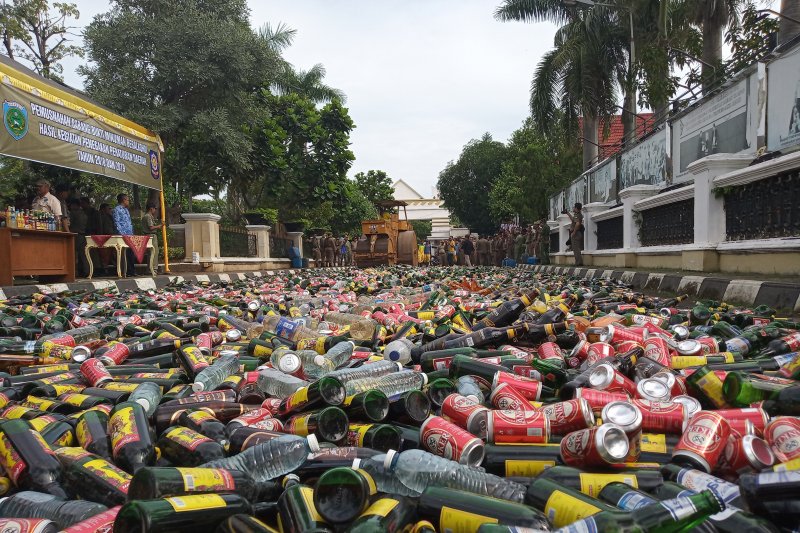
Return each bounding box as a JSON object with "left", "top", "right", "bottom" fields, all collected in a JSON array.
[
  {"left": 442, "top": 393, "right": 490, "bottom": 438},
  {"left": 227, "top": 408, "right": 274, "bottom": 433},
  {"left": 560, "top": 424, "right": 630, "bottom": 467},
  {"left": 80, "top": 358, "right": 113, "bottom": 387},
  {"left": 714, "top": 407, "right": 769, "bottom": 437},
  {"left": 538, "top": 398, "right": 595, "bottom": 435},
  {"left": 574, "top": 387, "right": 630, "bottom": 413},
  {"left": 420, "top": 416, "right": 484, "bottom": 466},
  {"left": 643, "top": 336, "right": 672, "bottom": 367},
  {"left": 489, "top": 382, "right": 536, "bottom": 411},
  {"left": 588, "top": 363, "right": 638, "bottom": 397},
  {"left": 632, "top": 399, "right": 688, "bottom": 434},
  {"left": 492, "top": 372, "right": 543, "bottom": 401},
  {"left": 487, "top": 409, "right": 550, "bottom": 444},
  {"left": 719, "top": 433, "right": 775, "bottom": 475},
  {"left": 586, "top": 342, "right": 614, "bottom": 366},
  {"left": 600, "top": 325, "right": 643, "bottom": 345},
  {"left": 97, "top": 341, "right": 131, "bottom": 366},
  {"left": 250, "top": 417, "right": 285, "bottom": 432},
  {"left": 764, "top": 417, "right": 800, "bottom": 463},
  {"left": 672, "top": 411, "right": 731, "bottom": 472},
  {"left": 260, "top": 397, "right": 282, "bottom": 415},
  {"left": 537, "top": 342, "right": 564, "bottom": 363}
]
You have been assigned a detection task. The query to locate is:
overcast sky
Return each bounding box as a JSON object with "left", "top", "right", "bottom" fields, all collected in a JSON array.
[{"left": 58, "top": 1, "right": 558, "bottom": 198}]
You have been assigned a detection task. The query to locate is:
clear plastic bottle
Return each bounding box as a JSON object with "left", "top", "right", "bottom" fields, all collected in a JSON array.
[
  {"left": 262, "top": 315, "right": 319, "bottom": 342},
  {"left": 38, "top": 326, "right": 101, "bottom": 345},
  {"left": 456, "top": 375, "right": 484, "bottom": 403},
  {"left": 346, "top": 370, "right": 428, "bottom": 397},
  {"left": 326, "top": 360, "right": 403, "bottom": 385},
  {"left": 384, "top": 338, "right": 414, "bottom": 364},
  {"left": 318, "top": 341, "right": 355, "bottom": 368},
  {"left": 384, "top": 449, "right": 526, "bottom": 502},
  {"left": 295, "top": 350, "right": 334, "bottom": 380},
  {"left": 257, "top": 366, "right": 309, "bottom": 398},
  {"left": 324, "top": 312, "right": 376, "bottom": 341},
  {"left": 357, "top": 455, "right": 419, "bottom": 497},
  {"left": 192, "top": 353, "right": 240, "bottom": 392},
  {"left": 0, "top": 491, "right": 108, "bottom": 528},
  {"left": 269, "top": 346, "right": 303, "bottom": 375},
  {"left": 128, "top": 382, "right": 162, "bottom": 416},
  {"left": 201, "top": 434, "right": 320, "bottom": 481}
]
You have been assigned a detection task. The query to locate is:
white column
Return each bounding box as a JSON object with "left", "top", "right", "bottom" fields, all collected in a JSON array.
[
  {"left": 581, "top": 202, "right": 609, "bottom": 252},
  {"left": 619, "top": 185, "right": 660, "bottom": 249},
  {"left": 557, "top": 214, "right": 570, "bottom": 251},
  {"left": 286, "top": 231, "right": 304, "bottom": 258},
  {"left": 181, "top": 213, "right": 221, "bottom": 261},
  {"left": 246, "top": 225, "right": 271, "bottom": 259}
]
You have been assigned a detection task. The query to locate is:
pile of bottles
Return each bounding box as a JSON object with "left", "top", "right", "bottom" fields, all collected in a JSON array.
[
  {"left": 0, "top": 265, "right": 796, "bottom": 532},
  {"left": 3, "top": 207, "right": 59, "bottom": 231}
]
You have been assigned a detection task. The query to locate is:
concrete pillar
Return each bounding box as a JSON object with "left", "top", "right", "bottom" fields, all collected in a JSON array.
[
  {"left": 557, "top": 214, "right": 570, "bottom": 265},
  {"left": 246, "top": 225, "right": 271, "bottom": 259},
  {"left": 286, "top": 231, "right": 304, "bottom": 258},
  {"left": 618, "top": 185, "right": 659, "bottom": 267},
  {"left": 582, "top": 202, "right": 609, "bottom": 252},
  {"left": 181, "top": 213, "right": 221, "bottom": 262}
]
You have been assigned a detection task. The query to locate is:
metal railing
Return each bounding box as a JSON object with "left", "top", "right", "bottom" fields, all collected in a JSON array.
[
  {"left": 270, "top": 236, "right": 295, "bottom": 258},
  {"left": 219, "top": 226, "right": 257, "bottom": 257},
  {"left": 724, "top": 171, "right": 800, "bottom": 241},
  {"left": 639, "top": 199, "right": 695, "bottom": 246},
  {"left": 596, "top": 216, "right": 624, "bottom": 250},
  {"left": 549, "top": 231, "right": 560, "bottom": 254}
]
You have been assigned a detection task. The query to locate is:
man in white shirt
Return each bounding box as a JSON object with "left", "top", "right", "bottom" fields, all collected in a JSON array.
[{"left": 31, "top": 179, "right": 63, "bottom": 228}]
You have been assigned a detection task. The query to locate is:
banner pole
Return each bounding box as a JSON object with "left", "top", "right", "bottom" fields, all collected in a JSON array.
[{"left": 159, "top": 171, "right": 170, "bottom": 274}]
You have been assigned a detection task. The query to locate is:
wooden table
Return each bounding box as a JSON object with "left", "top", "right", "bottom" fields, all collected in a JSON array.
[
  {"left": 85, "top": 235, "right": 155, "bottom": 279},
  {"left": 0, "top": 227, "right": 75, "bottom": 286}
]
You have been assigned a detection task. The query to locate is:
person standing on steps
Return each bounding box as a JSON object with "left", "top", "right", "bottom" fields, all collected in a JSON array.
[{"left": 565, "top": 202, "right": 585, "bottom": 266}]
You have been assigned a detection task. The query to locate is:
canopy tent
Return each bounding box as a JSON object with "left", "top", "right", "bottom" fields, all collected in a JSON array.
[{"left": 0, "top": 55, "right": 170, "bottom": 272}]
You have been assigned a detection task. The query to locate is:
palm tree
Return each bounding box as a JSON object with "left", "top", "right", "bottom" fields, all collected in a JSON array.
[
  {"left": 779, "top": 0, "right": 800, "bottom": 46},
  {"left": 497, "top": 2, "right": 627, "bottom": 168},
  {"left": 272, "top": 63, "right": 346, "bottom": 105},
  {"left": 680, "top": 0, "right": 743, "bottom": 90}
]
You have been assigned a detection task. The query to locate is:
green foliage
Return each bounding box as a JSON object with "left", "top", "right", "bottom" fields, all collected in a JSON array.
[
  {"left": 410, "top": 220, "right": 432, "bottom": 242},
  {"left": 437, "top": 133, "right": 506, "bottom": 235},
  {"left": 304, "top": 180, "right": 376, "bottom": 236},
  {"left": 354, "top": 170, "right": 394, "bottom": 206},
  {"left": 725, "top": 1, "right": 779, "bottom": 75}
]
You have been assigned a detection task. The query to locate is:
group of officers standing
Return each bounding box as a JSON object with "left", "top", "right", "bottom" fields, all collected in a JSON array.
[
  {"left": 430, "top": 221, "right": 547, "bottom": 266},
  {"left": 309, "top": 233, "right": 358, "bottom": 267}
]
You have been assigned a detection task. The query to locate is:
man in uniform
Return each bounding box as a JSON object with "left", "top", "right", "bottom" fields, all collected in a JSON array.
[
  {"left": 311, "top": 235, "right": 322, "bottom": 266},
  {"left": 565, "top": 203, "right": 585, "bottom": 266},
  {"left": 142, "top": 203, "right": 163, "bottom": 274},
  {"left": 323, "top": 232, "right": 336, "bottom": 267},
  {"left": 31, "top": 179, "right": 62, "bottom": 228},
  {"left": 476, "top": 235, "right": 489, "bottom": 266}
]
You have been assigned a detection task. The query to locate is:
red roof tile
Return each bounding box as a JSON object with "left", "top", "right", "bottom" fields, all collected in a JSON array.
[{"left": 579, "top": 113, "right": 656, "bottom": 161}]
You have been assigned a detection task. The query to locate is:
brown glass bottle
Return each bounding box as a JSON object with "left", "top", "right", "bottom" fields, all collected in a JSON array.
[{"left": 157, "top": 426, "right": 226, "bottom": 467}]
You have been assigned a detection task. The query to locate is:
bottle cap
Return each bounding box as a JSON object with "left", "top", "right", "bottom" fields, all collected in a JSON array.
[
  {"left": 314, "top": 355, "right": 326, "bottom": 367},
  {"left": 135, "top": 398, "right": 151, "bottom": 412},
  {"left": 384, "top": 449, "right": 398, "bottom": 470},
  {"left": 420, "top": 372, "right": 429, "bottom": 387},
  {"left": 306, "top": 433, "right": 320, "bottom": 453},
  {"left": 191, "top": 381, "right": 205, "bottom": 392}
]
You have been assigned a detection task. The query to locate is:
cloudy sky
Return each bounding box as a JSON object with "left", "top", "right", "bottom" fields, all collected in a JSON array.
[{"left": 58, "top": 1, "right": 559, "bottom": 198}]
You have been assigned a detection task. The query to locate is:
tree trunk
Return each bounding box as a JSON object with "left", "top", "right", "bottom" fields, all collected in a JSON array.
[
  {"left": 779, "top": 0, "right": 800, "bottom": 47},
  {"left": 582, "top": 113, "right": 599, "bottom": 170},
  {"left": 622, "top": 86, "right": 637, "bottom": 147},
  {"left": 3, "top": 31, "right": 13, "bottom": 59},
  {"left": 701, "top": 19, "right": 723, "bottom": 92}
]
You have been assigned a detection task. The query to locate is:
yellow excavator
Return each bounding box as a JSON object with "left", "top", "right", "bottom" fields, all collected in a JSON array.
[{"left": 354, "top": 200, "right": 418, "bottom": 267}]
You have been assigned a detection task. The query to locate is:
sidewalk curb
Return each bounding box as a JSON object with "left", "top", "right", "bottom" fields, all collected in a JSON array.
[{"left": 517, "top": 264, "right": 800, "bottom": 313}]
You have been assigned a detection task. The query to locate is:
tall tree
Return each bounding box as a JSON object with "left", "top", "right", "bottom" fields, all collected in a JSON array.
[
  {"left": 354, "top": 170, "right": 394, "bottom": 206},
  {"left": 681, "top": 0, "right": 743, "bottom": 90},
  {"left": 779, "top": 0, "right": 800, "bottom": 46},
  {"left": 437, "top": 133, "right": 506, "bottom": 235},
  {"left": 272, "top": 63, "right": 346, "bottom": 105}
]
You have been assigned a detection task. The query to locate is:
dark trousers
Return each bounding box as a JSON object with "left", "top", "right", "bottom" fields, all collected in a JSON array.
[
  {"left": 124, "top": 248, "right": 136, "bottom": 276},
  {"left": 75, "top": 234, "right": 88, "bottom": 277}
]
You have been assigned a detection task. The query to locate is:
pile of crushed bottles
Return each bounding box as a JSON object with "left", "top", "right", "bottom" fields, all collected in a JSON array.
[{"left": 0, "top": 265, "right": 797, "bottom": 533}]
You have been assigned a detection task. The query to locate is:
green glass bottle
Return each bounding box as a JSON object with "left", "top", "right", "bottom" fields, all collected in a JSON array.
[
  {"left": 598, "top": 481, "right": 658, "bottom": 510},
  {"left": 722, "top": 371, "right": 794, "bottom": 407},
  {"left": 283, "top": 407, "right": 349, "bottom": 444},
  {"left": 276, "top": 377, "right": 346, "bottom": 417},
  {"left": 313, "top": 467, "right": 377, "bottom": 524},
  {"left": 344, "top": 424, "right": 402, "bottom": 451},
  {"left": 684, "top": 366, "right": 729, "bottom": 409},
  {"left": 128, "top": 467, "right": 279, "bottom": 502},
  {"left": 341, "top": 390, "right": 389, "bottom": 423},
  {"left": 418, "top": 486, "right": 549, "bottom": 530},
  {"left": 114, "top": 493, "right": 252, "bottom": 533},
  {"left": 536, "top": 465, "right": 663, "bottom": 498},
  {"left": 55, "top": 446, "right": 131, "bottom": 506},
  {"left": 561, "top": 489, "right": 723, "bottom": 533},
  {"left": 345, "top": 496, "right": 417, "bottom": 533},
  {"left": 524, "top": 477, "right": 616, "bottom": 528},
  {"left": 689, "top": 304, "right": 711, "bottom": 326},
  {"left": 276, "top": 475, "right": 331, "bottom": 533},
  {"left": 215, "top": 514, "right": 280, "bottom": 533}
]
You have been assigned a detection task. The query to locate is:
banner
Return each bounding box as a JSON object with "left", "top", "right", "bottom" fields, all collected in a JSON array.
[
  {"left": 565, "top": 176, "right": 586, "bottom": 210},
  {"left": 0, "top": 57, "right": 163, "bottom": 189},
  {"left": 767, "top": 46, "right": 800, "bottom": 152},
  {"left": 671, "top": 77, "right": 754, "bottom": 183},
  {"left": 587, "top": 159, "right": 617, "bottom": 204},
  {"left": 549, "top": 191, "right": 564, "bottom": 221},
  {"left": 620, "top": 128, "right": 668, "bottom": 191}
]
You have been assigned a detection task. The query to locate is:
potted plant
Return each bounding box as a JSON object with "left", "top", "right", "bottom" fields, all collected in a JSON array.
[{"left": 242, "top": 208, "right": 278, "bottom": 227}]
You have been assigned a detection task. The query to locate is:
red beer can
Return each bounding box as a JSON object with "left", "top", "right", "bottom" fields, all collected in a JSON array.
[
  {"left": 714, "top": 407, "right": 769, "bottom": 437},
  {"left": 575, "top": 387, "right": 630, "bottom": 413},
  {"left": 764, "top": 417, "right": 800, "bottom": 463},
  {"left": 227, "top": 408, "right": 274, "bottom": 433},
  {"left": 560, "top": 424, "right": 630, "bottom": 467},
  {"left": 79, "top": 358, "right": 113, "bottom": 387},
  {"left": 636, "top": 377, "right": 672, "bottom": 402},
  {"left": 250, "top": 418, "right": 285, "bottom": 432},
  {"left": 569, "top": 339, "right": 590, "bottom": 364},
  {"left": 719, "top": 433, "right": 775, "bottom": 475},
  {"left": 601, "top": 401, "right": 643, "bottom": 461},
  {"left": 586, "top": 342, "right": 614, "bottom": 366},
  {"left": 420, "top": 416, "right": 485, "bottom": 466},
  {"left": 697, "top": 336, "right": 720, "bottom": 355},
  {"left": 652, "top": 371, "right": 687, "bottom": 397},
  {"left": 489, "top": 382, "right": 536, "bottom": 412},
  {"left": 588, "top": 363, "right": 638, "bottom": 397},
  {"left": 97, "top": 341, "right": 131, "bottom": 366},
  {"left": 643, "top": 336, "right": 672, "bottom": 367},
  {"left": 539, "top": 398, "right": 595, "bottom": 435},
  {"left": 260, "top": 397, "right": 282, "bottom": 415},
  {"left": 537, "top": 342, "right": 564, "bottom": 362},
  {"left": 672, "top": 411, "right": 731, "bottom": 472},
  {"left": 510, "top": 365, "right": 543, "bottom": 380},
  {"left": 600, "top": 325, "right": 643, "bottom": 345},
  {"left": 492, "top": 372, "right": 543, "bottom": 402},
  {"left": 613, "top": 340, "right": 643, "bottom": 355},
  {"left": 488, "top": 409, "right": 550, "bottom": 444},
  {"left": 632, "top": 399, "right": 688, "bottom": 434},
  {"left": 442, "top": 393, "right": 490, "bottom": 438}
]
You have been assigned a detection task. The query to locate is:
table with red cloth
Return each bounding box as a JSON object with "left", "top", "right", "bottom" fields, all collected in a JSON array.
[{"left": 85, "top": 235, "right": 154, "bottom": 278}]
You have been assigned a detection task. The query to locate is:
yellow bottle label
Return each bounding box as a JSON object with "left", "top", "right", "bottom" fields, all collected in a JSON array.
[
  {"left": 544, "top": 490, "right": 602, "bottom": 528},
  {"left": 578, "top": 473, "right": 638, "bottom": 498},
  {"left": 101, "top": 382, "right": 142, "bottom": 393},
  {"left": 2, "top": 405, "right": 32, "bottom": 419},
  {"left": 440, "top": 507, "right": 497, "bottom": 531},
  {"left": 694, "top": 373, "right": 727, "bottom": 407},
  {"left": 176, "top": 467, "right": 236, "bottom": 491},
  {"left": 186, "top": 410, "right": 217, "bottom": 425},
  {"left": 55, "top": 446, "right": 91, "bottom": 460},
  {"left": 60, "top": 393, "right": 94, "bottom": 407},
  {"left": 165, "top": 427, "right": 212, "bottom": 451},
  {"left": 110, "top": 406, "right": 140, "bottom": 455},
  {"left": 83, "top": 458, "right": 131, "bottom": 491},
  {"left": 640, "top": 433, "right": 667, "bottom": 454},
  {"left": 166, "top": 494, "right": 227, "bottom": 512},
  {"left": 75, "top": 418, "right": 92, "bottom": 447},
  {"left": 355, "top": 469, "right": 377, "bottom": 496},
  {"left": 284, "top": 387, "right": 309, "bottom": 412},
  {"left": 773, "top": 457, "right": 800, "bottom": 472},
  {"left": 287, "top": 415, "right": 310, "bottom": 436},
  {"left": 347, "top": 424, "right": 373, "bottom": 447},
  {"left": 51, "top": 384, "right": 86, "bottom": 395},
  {"left": 316, "top": 337, "right": 328, "bottom": 354},
  {"left": 25, "top": 395, "right": 55, "bottom": 411},
  {"left": 299, "top": 487, "right": 325, "bottom": 523},
  {"left": 505, "top": 459, "right": 555, "bottom": 477},
  {"left": 361, "top": 498, "right": 398, "bottom": 518},
  {"left": 0, "top": 432, "right": 25, "bottom": 482}
]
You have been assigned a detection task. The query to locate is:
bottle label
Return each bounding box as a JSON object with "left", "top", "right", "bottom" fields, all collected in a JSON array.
[
  {"left": 109, "top": 406, "right": 140, "bottom": 456},
  {"left": 725, "top": 337, "right": 750, "bottom": 356},
  {"left": 1, "top": 405, "right": 32, "bottom": 419},
  {"left": 659, "top": 497, "right": 697, "bottom": 521},
  {"left": 354, "top": 469, "right": 377, "bottom": 495},
  {"left": 75, "top": 418, "right": 93, "bottom": 448},
  {"left": 83, "top": 459, "right": 131, "bottom": 492},
  {"left": 186, "top": 410, "right": 217, "bottom": 425},
  {"left": 61, "top": 506, "right": 120, "bottom": 533},
  {"left": 578, "top": 473, "right": 638, "bottom": 498},
  {"left": 617, "top": 491, "right": 654, "bottom": 510},
  {"left": 28, "top": 416, "right": 57, "bottom": 432},
  {"left": 181, "top": 347, "right": 209, "bottom": 372},
  {"left": 101, "top": 382, "right": 139, "bottom": 393},
  {"left": 56, "top": 447, "right": 91, "bottom": 461},
  {"left": 675, "top": 469, "right": 741, "bottom": 504},
  {"left": 640, "top": 433, "right": 667, "bottom": 453},
  {"left": 544, "top": 490, "right": 601, "bottom": 528},
  {"left": 165, "top": 427, "right": 212, "bottom": 451},
  {"left": 504, "top": 459, "right": 556, "bottom": 477},
  {"left": 275, "top": 318, "right": 298, "bottom": 338},
  {"left": 286, "top": 415, "right": 310, "bottom": 436},
  {"left": 361, "top": 498, "right": 398, "bottom": 518},
  {"left": 299, "top": 487, "right": 325, "bottom": 523},
  {"left": 176, "top": 467, "right": 235, "bottom": 492},
  {"left": 559, "top": 517, "right": 599, "bottom": 533},
  {"left": 166, "top": 494, "right": 227, "bottom": 512},
  {"left": 346, "top": 424, "right": 373, "bottom": 447},
  {"left": 0, "top": 432, "right": 26, "bottom": 482},
  {"left": 755, "top": 471, "right": 800, "bottom": 486},
  {"left": 439, "top": 507, "right": 498, "bottom": 531},
  {"left": 59, "top": 393, "right": 93, "bottom": 407},
  {"left": 283, "top": 387, "right": 309, "bottom": 413},
  {"left": 24, "top": 396, "right": 55, "bottom": 411}
]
